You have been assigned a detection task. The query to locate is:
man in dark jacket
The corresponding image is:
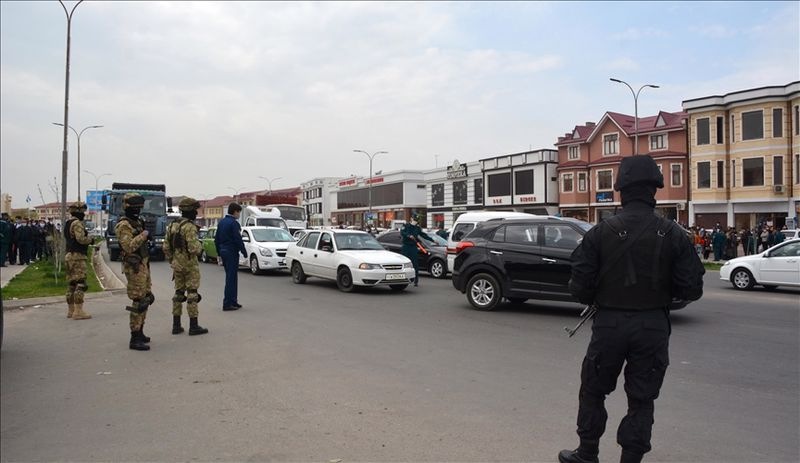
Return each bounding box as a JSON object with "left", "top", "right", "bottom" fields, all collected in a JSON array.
[
  {"left": 559, "top": 155, "right": 705, "bottom": 463},
  {"left": 400, "top": 214, "right": 433, "bottom": 287},
  {"left": 214, "top": 203, "right": 247, "bottom": 310}
]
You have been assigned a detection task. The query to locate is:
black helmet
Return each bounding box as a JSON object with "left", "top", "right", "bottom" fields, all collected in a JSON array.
[{"left": 614, "top": 155, "right": 664, "bottom": 191}]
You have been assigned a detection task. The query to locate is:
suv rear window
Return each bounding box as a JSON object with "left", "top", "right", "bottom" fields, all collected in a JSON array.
[{"left": 451, "top": 223, "right": 475, "bottom": 242}]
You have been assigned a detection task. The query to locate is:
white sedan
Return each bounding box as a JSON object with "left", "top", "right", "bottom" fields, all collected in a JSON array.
[
  {"left": 239, "top": 226, "right": 295, "bottom": 275},
  {"left": 720, "top": 238, "right": 800, "bottom": 290},
  {"left": 286, "top": 229, "right": 415, "bottom": 292}
]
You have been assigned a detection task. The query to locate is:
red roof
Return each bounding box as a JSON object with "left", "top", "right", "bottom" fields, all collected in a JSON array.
[
  {"left": 203, "top": 195, "right": 232, "bottom": 207},
  {"left": 556, "top": 123, "right": 596, "bottom": 145},
  {"left": 557, "top": 110, "right": 687, "bottom": 146}
]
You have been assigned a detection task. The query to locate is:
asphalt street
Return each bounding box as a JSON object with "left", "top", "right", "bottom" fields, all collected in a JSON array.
[{"left": 1, "top": 252, "right": 798, "bottom": 462}]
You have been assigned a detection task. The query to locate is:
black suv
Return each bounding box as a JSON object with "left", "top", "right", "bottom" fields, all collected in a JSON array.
[
  {"left": 376, "top": 230, "right": 449, "bottom": 279},
  {"left": 451, "top": 217, "right": 593, "bottom": 310}
]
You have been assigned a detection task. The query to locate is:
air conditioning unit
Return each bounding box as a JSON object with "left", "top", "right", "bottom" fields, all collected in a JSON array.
[
  {"left": 773, "top": 185, "right": 785, "bottom": 194},
  {"left": 676, "top": 203, "right": 685, "bottom": 210}
]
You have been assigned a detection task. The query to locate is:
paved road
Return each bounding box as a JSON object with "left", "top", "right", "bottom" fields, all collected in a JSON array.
[{"left": 2, "top": 252, "right": 798, "bottom": 462}]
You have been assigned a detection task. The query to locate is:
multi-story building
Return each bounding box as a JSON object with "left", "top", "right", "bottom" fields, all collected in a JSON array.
[
  {"left": 301, "top": 177, "right": 341, "bottom": 227},
  {"left": 33, "top": 202, "right": 62, "bottom": 221},
  {"left": 423, "top": 160, "right": 483, "bottom": 229},
  {"left": 330, "top": 170, "right": 427, "bottom": 228},
  {"left": 1, "top": 193, "right": 12, "bottom": 214},
  {"left": 682, "top": 81, "right": 799, "bottom": 229},
  {"left": 200, "top": 195, "right": 232, "bottom": 228},
  {"left": 555, "top": 111, "right": 689, "bottom": 223},
  {"left": 480, "top": 149, "right": 560, "bottom": 215}
]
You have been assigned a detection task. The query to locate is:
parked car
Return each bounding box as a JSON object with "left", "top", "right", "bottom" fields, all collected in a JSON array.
[
  {"left": 293, "top": 229, "right": 311, "bottom": 241},
  {"left": 285, "top": 229, "right": 415, "bottom": 292},
  {"left": 376, "top": 229, "right": 449, "bottom": 279},
  {"left": 782, "top": 229, "right": 799, "bottom": 240},
  {"left": 200, "top": 227, "right": 219, "bottom": 263},
  {"left": 446, "top": 211, "right": 537, "bottom": 272},
  {"left": 452, "top": 217, "right": 593, "bottom": 310},
  {"left": 720, "top": 238, "right": 800, "bottom": 290},
  {"left": 239, "top": 226, "right": 295, "bottom": 274}
]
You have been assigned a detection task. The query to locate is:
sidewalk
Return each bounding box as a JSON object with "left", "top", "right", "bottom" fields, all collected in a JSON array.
[{"left": 1, "top": 264, "right": 28, "bottom": 289}]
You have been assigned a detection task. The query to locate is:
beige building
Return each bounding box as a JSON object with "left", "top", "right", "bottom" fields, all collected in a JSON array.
[{"left": 682, "top": 82, "right": 800, "bottom": 230}]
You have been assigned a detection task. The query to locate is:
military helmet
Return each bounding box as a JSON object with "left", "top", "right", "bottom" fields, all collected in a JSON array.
[
  {"left": 123, "top": 192, "right": 145, "bottom": 209},
  {"left": 178, "top": 197, "right": 201, "bottom": 212},
  {"left": 614, "top": 155, "right": 664, "bottom": 191},
  {"left": 68, "top": 201, "right": 87, "bottom": 213}
]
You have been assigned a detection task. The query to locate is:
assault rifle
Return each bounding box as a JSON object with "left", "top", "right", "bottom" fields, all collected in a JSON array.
[{"left": 564, "top": 304, "right": 598, "bottom": 338}]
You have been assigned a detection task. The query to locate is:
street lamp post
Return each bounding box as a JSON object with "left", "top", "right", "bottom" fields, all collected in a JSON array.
[
  {"left": 54, "top": 123, "right": 103, "bottom": 199},
  {"left": 57, "top": 0, "right": 85, "bottom": 227},
  {"left": 610, "top": 78, "right": 659, "bottom": 156},
  {"left": 258, "top": 176, "right": 282, "bottom": 194},
  {"left": 353, "top": 149, "right": 387, "bottom": 224},
  {"left": 83, "top": 169, "right": 111, "bottom": 230}
]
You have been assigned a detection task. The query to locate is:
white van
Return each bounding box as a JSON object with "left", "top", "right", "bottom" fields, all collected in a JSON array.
[{"left": 446, "top": 211, "right": 537, "bottom": 270}]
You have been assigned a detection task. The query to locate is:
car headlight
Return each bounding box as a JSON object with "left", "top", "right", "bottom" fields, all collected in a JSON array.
[
  {"left": 154, "top": 238, "right": 165, "bottom": 244},
  {"left": 259, "top": 247, "right": 273, "bottom": 257},
  {"left": 403, "top": 262, "right": 413, "bottom": 269},
  {"left": 359, "top": 263, "right": 382, "bottom": 270}
]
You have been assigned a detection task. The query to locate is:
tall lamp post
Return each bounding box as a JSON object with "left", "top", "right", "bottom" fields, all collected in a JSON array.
[
  {"left": 610, "top": 78, "right": 659, "bottom": 156},
  {"left": 57, "top": 0, "right": 85, "bottom": 227},
  {"left": 83, "top": 170, "right": 111, "bottom": 230},
  {"left": 353, "top": 149, "right": 387, "bottom": 223},
  {"left": 258, "top": 176, "right": 282, "bottom": 194},
  {"left": 54, "top": 122, "right": 103, "bottom": 199}
]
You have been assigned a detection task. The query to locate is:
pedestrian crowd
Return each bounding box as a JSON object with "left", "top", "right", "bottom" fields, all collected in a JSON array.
[
  {"left": 0, "top": 213, "right": 59, "bottom": 267},
  {"left": 688, "top": 222, "right": 788, "bottom": 262}
]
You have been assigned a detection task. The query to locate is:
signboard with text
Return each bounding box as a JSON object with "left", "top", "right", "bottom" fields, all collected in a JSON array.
[
  {"left": 596, "top": 191, "right": 614, "bottom": 203},
  {"left": 85, "top": 190, "right": 105, "bottom": 211}
]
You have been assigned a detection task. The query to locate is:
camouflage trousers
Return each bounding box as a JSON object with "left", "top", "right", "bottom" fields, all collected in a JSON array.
[
  {"left": 123, "top": 261, "right": 152, "bottom": 331},
  {"left": 65, "top": 252, "right": 88, "bottom": 305},
  {"left": 172, "top": 266, "right": 201, "bottom": 317}
]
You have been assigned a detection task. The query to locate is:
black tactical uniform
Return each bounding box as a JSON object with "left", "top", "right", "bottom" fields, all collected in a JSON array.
[{"left": 559, "top": 155, "right": 704, "bottom": 463}]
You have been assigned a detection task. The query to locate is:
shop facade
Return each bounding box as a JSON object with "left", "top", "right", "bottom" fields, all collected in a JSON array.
[
  {"left": 330, "top": 171, "right": 427, "bottom": 228},
  {"left": 480, "top": 149, "right": 560, "bottom": 216},
  {"left": 424, "top": 160, "right": 484, "bottom": 229}
]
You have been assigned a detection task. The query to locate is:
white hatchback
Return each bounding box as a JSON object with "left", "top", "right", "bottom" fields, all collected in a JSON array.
[
  {"left": 719, "top": 238, "right": 800, "bottom": 290},
  {"left": 238, "top": 226, "right": 295, "bottom": 274},
  {"left": 286, "top": 229, "right": 415, "bottom": 292}
]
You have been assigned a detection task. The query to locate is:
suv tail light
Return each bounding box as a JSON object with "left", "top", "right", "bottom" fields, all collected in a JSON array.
[{"left": 455, "top": 241, "right": 475, "bottom": 254}]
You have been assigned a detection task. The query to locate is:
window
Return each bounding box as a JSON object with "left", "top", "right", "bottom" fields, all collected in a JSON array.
[
  {"left": 731, "top": 114, "right": 736, "bottom": 143},
  {"left": 451, "top": 223, "right": 475, "bottom": 242},
  {"left": 716, "top": 161, "right": 724, "bottom": 188},
  {"left": 474, "top": 179, "right": 484, "bottom": 204},
  {"left": 453, "top": 180, "right": 468, "bottom": 205},
  {"left": 697, "top": 118, "right": 710, "bottom": 145},
  {"left": 568, "top": 145, "right": 580, "bottom": 160},
  {"left": 796, "top": 155, "right": 800, "bottom": 184},
  {"left": 795, "top": 106, "right": 799, "bottom": 135},
  {"left": 603, "top": 134, "right": 618, "bottom": 155},
  {"left": 731, "top": 160, "right": 736, "bottom": 187},
  {"left": 562, "top": 173, "right": 574, "bottom": 192},
  {"left": 597, "top": 170, "right": 613, "bottom": 191},
  {"left": 650, "top": 134, "right": 666, "bottom": 150},
  {"left": 742, "top": 110, "right": 764, "bottom": 140},
  {"left": 487, "top": 172, "right": 511, "bottom": 197},
  {"left": 742, "top": 158, "right": 764, "bottom": 186},
  {"left": 770, "top": 242, "right": 800, "bottom": 258},
  {"left": 774, "top": 156, "right": 784, "bottom": 186},
  {"left": 578, "top": 172, "right": 587, "bottom": 192},
  {"left": 505, "top": 224, "right": 539, "bottom": 245},
  {"left": 431, "top": 183, "right": 444, "bottom": 207},
  {"left": 671, "top": 164, "right": 682, "bottom": 187},
  {"left": 697, "top": 162, "right": 711, "bottom": 188},
  {"left": 514, "top": 170, "right": 534, "bottom": 195},
  {"left": 773, "top": 108, "right": 783, "bottom": 138},
  {"left": 318, "top": 232, "right": 333, "bottom": 250},
  {"left": 304, "top": 232, "right": 320, "bottom": 249},
  {"left": 544, "top": 225, "right": 582, "bottom": 250},
  {"left": 716, "top": 116, "right": 724, "bottom": 144},
  {"left": 337, "top": 183, "right": 404, "bottom": 209}
]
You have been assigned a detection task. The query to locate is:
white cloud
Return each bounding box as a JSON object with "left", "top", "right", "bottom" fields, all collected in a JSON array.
[
  {"left": 690, "top": 24, "right": 737, "bottom": 39},
  {"left": 603, "top": 57, "right": 641, "bottom": 72},
  {"left": 612, "top": 27, "right": 668, "bottom": 41}
]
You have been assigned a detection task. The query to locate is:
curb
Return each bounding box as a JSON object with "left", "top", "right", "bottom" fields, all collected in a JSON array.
[
  {"left": 3, "top": 289, "right": 126, "bottom": 309},
  {"left": 92, "top": 246, "right": 126, "bottom": 291}
]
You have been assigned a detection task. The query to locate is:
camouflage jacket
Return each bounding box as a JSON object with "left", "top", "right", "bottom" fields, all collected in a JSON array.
[
  {"left": 164, "top": 218, "right": 201, "bottom": 267},
  {"left": 115, "top": 217, "right": 149, "bottom": 262},
  {"left": 66, "top": 219, "right": 93, "bottom": 253}
]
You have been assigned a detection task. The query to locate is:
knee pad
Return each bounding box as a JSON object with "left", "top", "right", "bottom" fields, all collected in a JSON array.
[
  {"left": 144, "top": 292, "right": 155, "bottom": 305},
  {"left": 186, "top": 291, "right": 201, "bottom": 304},
  {"left": 172, "top": 290, "right": 187, "bottom": 303},
  {"left": 76, "top": 279, "right": 89, "bottom": 292}
]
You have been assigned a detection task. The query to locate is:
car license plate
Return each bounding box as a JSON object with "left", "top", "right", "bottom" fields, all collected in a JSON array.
[{"left": 386, "top": 273, "right": 406, "bottom": 281}]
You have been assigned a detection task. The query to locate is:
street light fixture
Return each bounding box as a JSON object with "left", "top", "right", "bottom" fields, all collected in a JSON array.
[
  {"left": 353, "top": 149, "right": 388, "bottom": 223},
  {"left": 610, "top": 78, "right": 659, "bottom": 156},
  {"left": 57, "top": 0, "right": 85, "bottom": 227},
  {"left": 54, "top": 122, "right": 103, "bottom": 199},
  {"left": 83, "top": 169, "right": 111, "bottom": 231},
  {"left": 258, "top": 176, "right": 282, "bottom": 194}
]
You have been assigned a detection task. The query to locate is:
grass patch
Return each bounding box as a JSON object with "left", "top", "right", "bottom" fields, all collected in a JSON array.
[
  {"left": 2, "top": 248, "right": 102, "bottom": 300},
  {"left": 703, "top": 262, "right": 724, "bottom": 271}
]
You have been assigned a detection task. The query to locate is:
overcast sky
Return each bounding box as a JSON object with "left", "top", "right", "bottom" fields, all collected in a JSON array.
[{"left": 1, "top": 1, "right": 797, "bottom": 208}]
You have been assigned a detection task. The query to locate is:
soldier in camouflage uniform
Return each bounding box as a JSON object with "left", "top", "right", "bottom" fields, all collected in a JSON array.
[
  {"left": 115, "top": 192, "right": 154, "bottom": 351},
  {"left": 64, "top": 201, "right": 93, "bottom": 320},
  {"left": 163, "top": 197, "right": 208, "bottom": 336}
]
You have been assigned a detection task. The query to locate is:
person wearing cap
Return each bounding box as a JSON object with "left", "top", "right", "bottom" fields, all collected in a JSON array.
[
  {"left": 400, "top": 214, "right": 432, "bottom": 287},
  {"left": 116, "top": 192, "right": 155, "bottom": 351},
  {"left": 163, "top": 197, "right": 208, "bottom": 336},
  {"left": 559, "top": 155, "right": 704, "bottom": 463},
  {"left": 64, "top": 201, "right": 94, "bottom": 320}
]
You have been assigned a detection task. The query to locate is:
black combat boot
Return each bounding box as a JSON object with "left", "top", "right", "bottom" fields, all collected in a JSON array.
[
  {"left": 139, "top": 323, "right": 151, "bottom": 343},
  {"left": 559, "top": 440, "right": 599, "bottom": 463},
  {"left": 172, "top": 316, "right": 184, "bottom": 334},
  {"left": 620, "top": 450, "right": 643, "bottom": 463},
  {"left": 129, "top": 331, "right": 150, "bottom": 351},
  {"left": 188, "top": 317, "right": 208, "bottom": 336}
]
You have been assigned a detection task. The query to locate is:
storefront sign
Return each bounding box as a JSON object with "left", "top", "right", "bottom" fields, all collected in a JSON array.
[
  {"left": 338, "top": 178, "right": 357, "bottom": 187},
  {"left": 489, "top": 196, "right": 512, "bottom": 205},
  {"left": 596, "top": 191, "right": 614, "bottom": 203},
  {"left": 447, "top": 160, "right": 468, "bottom": 179},
  {"left": 366, "top": 177, "right": 384, "bottom": 185},
  {"left": 517, "top": 195, "right": 537, "bottom": 203}
]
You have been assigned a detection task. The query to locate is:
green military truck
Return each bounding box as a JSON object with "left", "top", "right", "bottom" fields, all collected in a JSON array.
[{"left": 103, "top": 183, "right": 170, "bottom": 261}]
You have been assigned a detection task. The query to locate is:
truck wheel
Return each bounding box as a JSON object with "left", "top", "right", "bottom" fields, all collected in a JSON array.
[
  {"left": 291, "top": 262, "right": 307, "bottom": 284},
  {"left": 467, "top": 273, "right": 501, "bottom": 311},
  {"left": 109, "top": 249, "right": 120, "bottom": 261}
]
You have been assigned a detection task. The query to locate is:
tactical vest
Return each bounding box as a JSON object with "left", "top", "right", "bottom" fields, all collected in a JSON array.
[
  {"left": 594, "top": 214, "right": 676, "bottom": 310},
  {"left": 117, "top": 216, "right": 149, "bottom": 260},
  {"left": 168, "top": 218, "right": 193, "bottom": 254},
  {"left": 64, "top": 218, "right": 89, "bottom": 254}
]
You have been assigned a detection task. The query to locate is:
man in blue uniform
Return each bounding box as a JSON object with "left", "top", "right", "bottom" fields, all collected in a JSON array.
[
  {"left": 214, "top": 203, "right": 247, "bottom": 310},
  {"left": 400, "top": 214, "right": 433, "bottom": 287}
]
